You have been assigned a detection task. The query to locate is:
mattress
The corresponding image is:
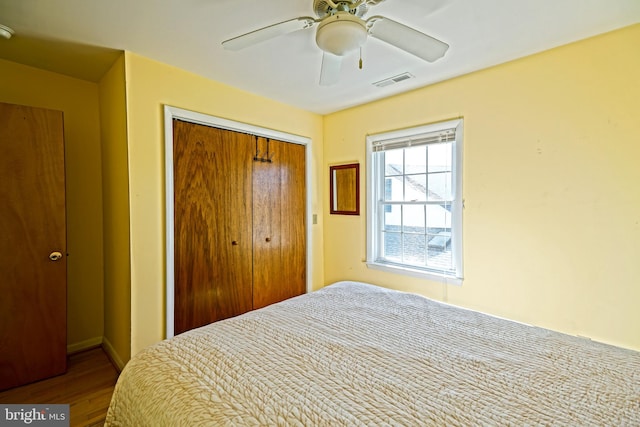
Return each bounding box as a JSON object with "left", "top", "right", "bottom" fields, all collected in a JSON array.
[{"left": 105, "top": 281, "right": 640, "bottom": 426}]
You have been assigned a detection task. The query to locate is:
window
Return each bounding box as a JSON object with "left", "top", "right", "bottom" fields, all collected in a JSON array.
[{"left": 366, "top": 119, "right": 463, "bottom": 284}]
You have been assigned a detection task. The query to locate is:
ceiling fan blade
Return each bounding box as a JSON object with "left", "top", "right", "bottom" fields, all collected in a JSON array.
[
  {"left": 367, "top": 16, "right": 449, "bottom": 62},
  {"left": 222, "top": 17, "right": 316, "bottom": 51},
  {"left": 319, "top": 52, "right": 342, "bottom": 86}
]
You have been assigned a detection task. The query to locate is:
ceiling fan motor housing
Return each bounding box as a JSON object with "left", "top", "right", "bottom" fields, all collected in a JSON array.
[{"left": 313, "top": 0, "right": 369, "bottom": 18}]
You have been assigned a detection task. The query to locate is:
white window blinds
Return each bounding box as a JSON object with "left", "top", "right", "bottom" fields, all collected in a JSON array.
[{"left": 371, "top": 127, "right": 457, "bottom": 152}]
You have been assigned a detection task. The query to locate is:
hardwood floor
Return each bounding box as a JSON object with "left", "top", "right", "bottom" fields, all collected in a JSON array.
[{"left": 0, "top": 347, "right": 119, "bottom": 427}]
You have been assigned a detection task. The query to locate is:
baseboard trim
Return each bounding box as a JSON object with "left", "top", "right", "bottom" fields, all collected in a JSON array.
[
  {"left": 102, "top": 336, "right": 126, "bottom": 372},
  {"left": 67, "top": 337, "right": 103, "bottom": 355}
]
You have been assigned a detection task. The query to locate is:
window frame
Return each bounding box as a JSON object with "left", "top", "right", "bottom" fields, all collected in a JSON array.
[{"left": 366, "top": 118, "right": 464, "bottom": 285}]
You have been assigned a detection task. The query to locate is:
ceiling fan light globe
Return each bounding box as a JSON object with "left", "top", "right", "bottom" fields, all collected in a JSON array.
[
  {"left": 0, "top": 24, "right": 14, "bottom": 40},
  {"left": 316, "top": 14, "right": 367, "bottom": 56}
]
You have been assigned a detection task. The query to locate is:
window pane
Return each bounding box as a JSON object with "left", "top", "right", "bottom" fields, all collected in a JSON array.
[
  {"left": 404, "top": 174, "right": 426, "bottom": 201},
  {"left": 383, "top": 232, "right": 402, "bottom": 262},
  {"left": 384, "top": 150, "right": 403, "bottom": 176},
  {"left": 428, "top": 143, "right": 452, "bottom": 173},
  {"left": 427, "top": 172, "right": 452, "bottom": 200},
  {"left": 403, "top": 234, "right": 426, "bottom": 265},
  {"left": 428, "top": 231, "right": 451, "bottom": 251},
  {"left": 385, "top": 176, "right": 404, "bottom": 201},
  {"left": 402, "top": 205, "right": 425, "bottom": 234},
  {"left": 383, "top": 204, "right": 401, "bottom": 232},
  {"left": 426, "top": 203, "right": 451, "bottom": 229},
  {"left": 404, "top": 146, "right": 426, "bottom": 175},
  {"left": 427, "top": 244, "right": 452, "bottom": 270}
]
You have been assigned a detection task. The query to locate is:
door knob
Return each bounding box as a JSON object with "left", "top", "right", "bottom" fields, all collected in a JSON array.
[{"left": 49, "top": 251, "right": 63, "bottom": 261}]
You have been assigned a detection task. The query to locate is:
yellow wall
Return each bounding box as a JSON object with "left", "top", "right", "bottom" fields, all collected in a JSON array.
[
  {"left": 323, "top": 24, "right": 640, "bottom": 351},
  {"left": 98, "top": 54, "right": 131, "bottom": 369},
  {"left": 123, "top": 52, "right": 324, "bottom": 356},
  {"left": 0, "top": 59, "right": 105, "bottom": 352}
]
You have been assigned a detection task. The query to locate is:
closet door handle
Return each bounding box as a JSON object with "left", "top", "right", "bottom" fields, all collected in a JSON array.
[
  {"left": 231, "top": 241, "right": 239, "bottom": 246},
  {"left": 49, "top": 251, "right": 63, "bottom": 261},
  {"left": 265, "top": 237, "right": 271, "bottom": 242}
]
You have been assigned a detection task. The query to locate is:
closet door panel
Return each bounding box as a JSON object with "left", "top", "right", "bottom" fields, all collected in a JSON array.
[
  {"left": 279, "top": 141, "right": 306, "bottom": 299},
  {"left": 252, "top": 137, "right": 282, "bottom": 309},
  {"left": 253, "top": 138, "right": 306, "bottom": 309},
  {"left": 173, "top": 121, "right": 253, "bottom": 334}
]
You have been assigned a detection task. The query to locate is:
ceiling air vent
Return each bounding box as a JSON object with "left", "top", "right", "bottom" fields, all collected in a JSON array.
[{"left": 373, "top": 72, "right": 414, "bottom": 88}]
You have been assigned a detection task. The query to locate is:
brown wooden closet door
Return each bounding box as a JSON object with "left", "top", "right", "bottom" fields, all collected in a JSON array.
[
  {"left": 173, "top": 120, "right": 253, "bottom": 334},
  {"left": 0, "top": 102, "right": 67, "bottom": 391},
  {"left": 253, "top": 138, "right": 306, "bottom": 309}
]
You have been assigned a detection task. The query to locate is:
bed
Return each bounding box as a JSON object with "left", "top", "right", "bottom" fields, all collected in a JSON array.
[{"left": 105, "top": 281, "right": 640, "bottom": 426}]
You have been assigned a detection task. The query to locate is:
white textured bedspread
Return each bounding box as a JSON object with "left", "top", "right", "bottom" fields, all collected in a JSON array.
[{"left": 106, "top": 281, "right": 640, "bottom": 426}]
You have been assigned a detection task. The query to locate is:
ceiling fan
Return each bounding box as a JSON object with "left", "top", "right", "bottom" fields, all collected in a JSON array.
[{"left": 221, "top": 0, "right": 449, "bottom": 85}]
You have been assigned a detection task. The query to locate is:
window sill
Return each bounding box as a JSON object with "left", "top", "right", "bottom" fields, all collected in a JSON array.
[{"left": 366, "top": 261, "right": 463, "bottom": 286}]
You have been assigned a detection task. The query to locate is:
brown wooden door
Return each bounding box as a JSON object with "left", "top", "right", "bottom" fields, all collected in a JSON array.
[
  {"left": 0, "top": 102, "right": 67, "bottom": 391},
  {"left": 173, "top": 120, "right": 254, "bottom": 334},
  {"left": 252, "top": 138, "right": 306, "bottom": 309}
]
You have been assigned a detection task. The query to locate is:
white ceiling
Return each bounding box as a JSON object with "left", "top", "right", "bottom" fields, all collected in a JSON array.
[{"left": 1, "top": 0, "right": 639, "bottom": 114}]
